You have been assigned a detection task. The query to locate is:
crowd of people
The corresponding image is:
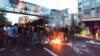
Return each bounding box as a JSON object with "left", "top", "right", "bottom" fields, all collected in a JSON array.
[
  {"left": 63, "top": 25, "right": 100, "bottom": 41},
  {"left": 0, "top": 23, "right": 50, "bottom": 51},
  {"left": 0, "top": 23, "right": 18, "bottom": 51},
  {"left": 0, "top": 23, "right": 100, "bottom": 51}
]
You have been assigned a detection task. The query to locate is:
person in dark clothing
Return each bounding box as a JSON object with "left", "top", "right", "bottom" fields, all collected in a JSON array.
[
  {"left": 18, "top": 26, "right": 23, "bottom": 35},
  {"left": 63, "top": 27, "right": 68, "bottom": 42},
  {"left": 21, "top": 25, "right": 32, "bottom": 51},
  {"left": 0, "top": 24, "right": 5, "bottom": 51},
  {"left": 22, "top": 25, "right": 28, "bottom": 45},
  {"left": 25, "top": 25, "right": 33, "bottom": 51},
  {"left": 17, "top": 26, "right": 23, "bottom": 44},
  {"left": 67, "top": 26, "right": 76, "bottom": 41},
  {"left": 8, "top": 23, "right": 18, "bottom": 51},
  {"left": 91, "top": 26, "right": 97, "bottom": 39},
  {"left": 4, "top": 24, "right": 18, "bottom": 51}
]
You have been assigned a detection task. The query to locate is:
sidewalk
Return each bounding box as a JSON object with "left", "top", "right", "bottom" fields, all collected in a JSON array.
[{"left": 75, "top": 34, "right": 100, "bottom": 42}]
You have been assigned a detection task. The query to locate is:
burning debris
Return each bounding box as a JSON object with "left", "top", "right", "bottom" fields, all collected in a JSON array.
[{"left": 49, "top": 31, "right": 64, "bottom": 45}]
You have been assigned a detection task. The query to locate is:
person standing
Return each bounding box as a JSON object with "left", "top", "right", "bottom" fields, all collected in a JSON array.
[
  {"left": 25, "top": 25, "right": 33, "bottom": 51},
  {"left": 0, "top": 24, "right": 5, "bottom": 51},
  {"left": 63, "top": 26, "right": 68, "bottom": 42},
  {"left": 91, "top": 25, "right": 97, "bottom": 40},
  {"left": 5, "top": 25, "right": 12, "bottom": 47},
  {"left": 10, "top": 23, "right": 18, "bottom": 51}
]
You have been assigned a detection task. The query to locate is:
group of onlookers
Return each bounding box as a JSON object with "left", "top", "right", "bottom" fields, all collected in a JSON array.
[
  {"left": 0, "top": 23, "right": 50, "bottom": 51},
  {"left": 0, "top": 23, "right": 100, "bottom": 52},
  {"left": 63, "top": 25, "right": 100, "bottom": 41},
  {"left": 0, "top": 23, "right": 18, "bottom": 51},
  {"left": 0, "top": 24, "right": 5, "bottom": 51}
]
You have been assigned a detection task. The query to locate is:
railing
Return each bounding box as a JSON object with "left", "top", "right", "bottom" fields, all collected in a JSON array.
[{"left": 0, "top": 7, "right": 45, "bottom": 17}]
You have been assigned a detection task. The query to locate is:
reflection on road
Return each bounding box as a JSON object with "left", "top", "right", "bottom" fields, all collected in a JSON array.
[
  {"left": 48, "top": 31, "right": 65, "bottom": 52},
  {"left": 49, "top": 42, "right": 65, "bottom": 53}
]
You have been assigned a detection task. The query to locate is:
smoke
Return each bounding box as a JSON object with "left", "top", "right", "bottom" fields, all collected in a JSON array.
[{"left": 47, "top": 15, "right": 64, "bottom": 28}]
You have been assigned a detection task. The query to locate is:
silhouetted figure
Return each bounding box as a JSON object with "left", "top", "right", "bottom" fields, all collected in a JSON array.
[
  {"left": 67, "top": 26, "right": 76, "bottom": 41},
  {"left": 63, "top": 27, "right": 68, "bottom": 42},
  {"left": 91, "top": 26, "right": 97, "bottom": 39},
  {"left": 0, "top": 24, "right": 5, "bottom": 51},
  {"left": 11, "top": 24, "right": 18, "bottom": 48}
]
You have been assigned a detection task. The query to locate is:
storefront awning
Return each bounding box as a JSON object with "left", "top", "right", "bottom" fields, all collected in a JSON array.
[{"left": 81, "top": 18, "right": 100, "bottom": 21}]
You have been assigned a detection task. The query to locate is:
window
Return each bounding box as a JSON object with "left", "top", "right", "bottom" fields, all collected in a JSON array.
[
  {"left": 79, "top": 3, "right": 83, "bottom": 9},
  {"left": 83, "top": 0, "right": 90, "bottom": 7},
  {"left": 84, "top": 9, "right": 90, "bottom": 14},
  {"left": 79, "top": 2, "right": 81, "bottom": 5},
  {"left": 91, "top": 8, "right": 95, "bottom": 10},
  {"left": 96, "top": 0, "right": 100, "bottom": 3},
  {"left": 79, "top": 8, "right": 82, "bottom": 12},
  {"left": 96, "top": 7, "right": 100, "bottom": 13},
  {"left": 78, "top": 0, "right": 82, "bottom": 3},
  {"left": 91, "top": 0, "right": 95, "bottom": 8}
]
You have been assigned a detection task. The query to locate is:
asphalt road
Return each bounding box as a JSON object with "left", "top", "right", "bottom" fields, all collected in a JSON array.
[{"left": 0, "top": 39, "right": 100, "bottom": 56}]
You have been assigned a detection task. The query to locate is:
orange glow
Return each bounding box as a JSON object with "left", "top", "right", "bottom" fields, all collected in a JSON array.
[
  {"left": 19, "top": 19, "right": 27, "bottom": 25},
  {"left": 48, "top": 32, "right": 66, "bottom": 52},
  {"left": 50, "top": 38, "right": 61, "bottom": 44},
  {"left": 49, "top": 32, "right": 64, "bottom": 45},
  {"left": 17, "top": 1, "right": 23, "bottom": 10},
  {"left": 49, "top": 42, "right": 63, "bottom": 52}
]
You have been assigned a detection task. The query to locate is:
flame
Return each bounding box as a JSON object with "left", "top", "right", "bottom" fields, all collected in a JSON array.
[
  {"left": 49, "top": 32, "right": 65, "bottom": 52},
  {"left": 17, "top": 1, "right": 23, "bottom": 10},
  {"left": 50, "top": 38, "right": 61, "bottom": 44},
  {"left": 49, "top": 32, "right": 64, "bottom": 45}
]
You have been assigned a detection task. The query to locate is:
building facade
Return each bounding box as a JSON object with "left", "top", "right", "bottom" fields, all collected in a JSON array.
[
  {"left": 0, "top": 0, "right": 11, "bottom": 8},
  {"left": 78, "top": 0, "right": 100, "bottom": 27},
  {"left": 48, "top": 9, "right": 62, "bottom": 27},
  {"left": 61, "top": 9, "right": 71, "bottom": 26},
  {"left": 70, "top": 13, "right": 78, "bottom": 26},
  {"left": 48, "top": 9, "right": 70, "bottom": 27}
]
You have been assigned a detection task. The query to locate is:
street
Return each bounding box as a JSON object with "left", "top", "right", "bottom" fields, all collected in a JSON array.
[
  {"left": 1, "top": 0, "right": 100, "bottom": 56},
  {"left": 0, "top": 38, "right": 100, "bottom": 56}
]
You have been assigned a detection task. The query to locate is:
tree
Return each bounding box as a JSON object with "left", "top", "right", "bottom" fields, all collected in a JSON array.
[{"left": 0, "top": 8, "right": 8, "bottom": 24}]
